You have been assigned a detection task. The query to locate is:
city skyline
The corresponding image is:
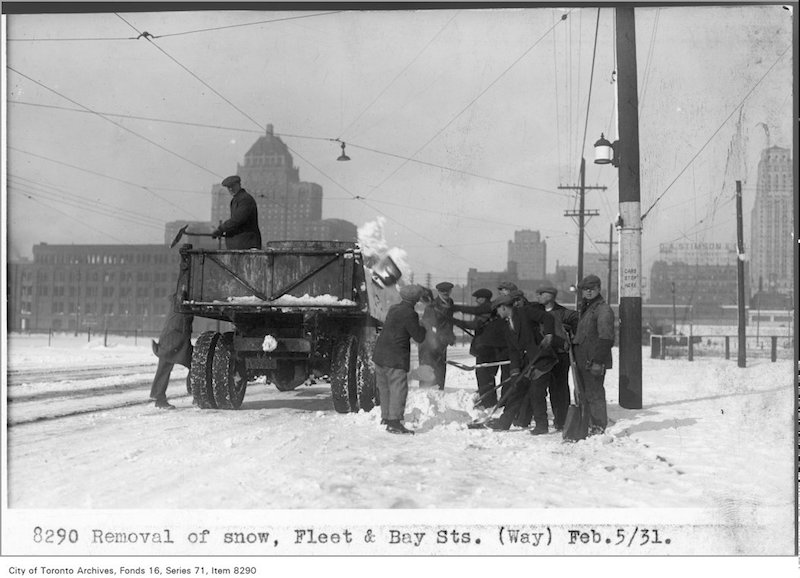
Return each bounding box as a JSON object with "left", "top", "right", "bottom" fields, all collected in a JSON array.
[{"left": 4, "top": 5, "right": 795, "bottom": 285}]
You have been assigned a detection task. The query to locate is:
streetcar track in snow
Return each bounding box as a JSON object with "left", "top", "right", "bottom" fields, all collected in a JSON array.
[
  {"left": 6, "top": 363, "right": 156, "bottom": 385},
  {"left": 7, "top": 391, "right": 194, "bottom": 427}
]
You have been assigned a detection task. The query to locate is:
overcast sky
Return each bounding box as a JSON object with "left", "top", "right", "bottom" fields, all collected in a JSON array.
[{"left": 3, "top": 4, "right": 794, "bottom": 286}]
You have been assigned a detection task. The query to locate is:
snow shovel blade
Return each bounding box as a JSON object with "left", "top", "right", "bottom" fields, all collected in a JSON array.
[{"left": 562, "top": 403, "right": 589, "bottom": 442}]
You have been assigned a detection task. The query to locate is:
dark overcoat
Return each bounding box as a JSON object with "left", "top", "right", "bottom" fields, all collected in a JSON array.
[
  {"left": 572, "top": 294, "right": 615, "bottom": 368},
  {"left": 505, "top": 304, "right": 556, "bottom": 373},
  {"left": 152, "top": 295, "right": 194, "bottom": 367},
  {"left": 220, "top": 188, "right": 262, "bottom": 249},
  {"left": 373, "top": 300, "right": 427, "bottom": 371}
]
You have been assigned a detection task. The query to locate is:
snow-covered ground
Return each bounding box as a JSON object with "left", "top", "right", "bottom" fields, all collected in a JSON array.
[{"left": 2, "top": 332, "right": 796, "bottom": 559}]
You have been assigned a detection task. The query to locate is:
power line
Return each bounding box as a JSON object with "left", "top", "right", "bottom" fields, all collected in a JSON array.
[
  {"left": 8, "top": 146, "right": 207, "bottom": 220},
  {"left": 11, "top": 100, "right": 566, "bottom": 197},
  {"left": 641, "top": 42, "right": 790, "bottom": 222},
  {"left": 152, "top": 11, "right": 345, "bottom": 39},
  {"left": 361, "top": 10, "right": 571, "bottom": 201},
  {"left": 336, "top": 11, "right": 460, "bottom": 141},
  {"left": 8, "top": 100, "right": 263, "bottom": 134},
  {"left": 7, "top": 66, "right": 223, "bottom": 179},
  {"left": 115, "top": 14, "right": 265, "bottom": 132}
]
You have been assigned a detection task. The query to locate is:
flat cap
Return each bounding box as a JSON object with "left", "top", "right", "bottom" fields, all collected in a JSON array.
[
  {"left": 399, "top": 284, "right": 425, "bottom": 302},
  {"left": 577, "top": 274, "right": 602, "bottom": 289},
  {"left": 509, "top": 289, "right": 526, "bottom": 300},
  {"left": 497, "top": 281, "right": 518, "bottom": 291},
  {"left": 472, "top": 288, "right": 492, "bottom": 300},
  {"left": 221, "top": 175, "right": 241, "bottom": 187},
  {"left": 435, "top": 281, "right": 454, "bottom": 292},
  {"left": 491, "top": 294, "right": 516, "bottom": 310},
  {"left": 536, "top": 285, "right": 558, "bottom": 297}
]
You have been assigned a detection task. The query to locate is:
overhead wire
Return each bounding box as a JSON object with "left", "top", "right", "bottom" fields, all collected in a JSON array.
[
  {"left": 8, "top": 146, "right": 207, "bottom": 219},
  {"left": 7, "top": 66, "right": 223, "bottom": 180},
  {"left": 9, "top": 101, "right": 564, "bottom": 195},
  {"left": 641, "top": 42, "right": 790, "bottom": 222},
  {"left": 335, "top": 11, "right": 460, "bottom": 141},
  {"left": 8, "top": 175, "right": 167, "bottom": 230},
  {"left": 359, "top": 10, "right": 571, "bottom": 201},
  {"left": 151, "top": 11, "right": 345, "bottom": 39}
]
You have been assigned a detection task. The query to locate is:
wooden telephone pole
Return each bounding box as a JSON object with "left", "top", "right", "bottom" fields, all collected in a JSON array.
[
  {"left": 560, "top": 158, "right": 606, "bottom": 306},
  {"left": 597, "top": 223, "right": 618, "bottom": 304},
  {"left": 616, "top": 6, "right": 643, "bottom": 409}
]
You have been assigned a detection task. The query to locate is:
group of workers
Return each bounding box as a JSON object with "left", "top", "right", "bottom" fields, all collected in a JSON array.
[
  {"left": 372, "top": 275, "right": 616, "bottom": 436},
  {"left": 150, "top": 175, "right": 616, "bottom": 441}
]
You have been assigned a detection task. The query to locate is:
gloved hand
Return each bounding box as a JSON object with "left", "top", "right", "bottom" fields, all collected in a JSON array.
[
  {"left": 589, "top": 361, "right": 605, "bottom": 377},
  {"left": 540, "top": 334, "right": 553, "bottom": 349},
  {"left": 211, "top": 229, "right": 222, "bottom": 239}
]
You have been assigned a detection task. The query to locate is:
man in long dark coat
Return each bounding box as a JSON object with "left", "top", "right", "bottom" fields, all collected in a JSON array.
[
  {"left": 536, "top": 284, "right": 579, "bottom": 430},
  {"left": 212, "top": 175, "right": 262, "bottom": 249},
  {"left": 372, "top": 284, "right": 427, "bottom": 434},
  {"left": 150, "top": 292, "right": 194, "bottom": 409},
  {"left": 486, "top": 294, "right": 558, "bottom": 434},
  {"left": 572, "top": 274, "right": 615, "bottom": 435}
]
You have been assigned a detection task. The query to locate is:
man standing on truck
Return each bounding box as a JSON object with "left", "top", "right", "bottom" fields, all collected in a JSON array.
[
  {"left": 150, "top": 292, "right": 194, "bottom": 409},
  {"left": 372, "top": 284, "right": 427, "bottom": 435},
  {"left": 211, "top": 175, "right": 262, "bottom": 249}
]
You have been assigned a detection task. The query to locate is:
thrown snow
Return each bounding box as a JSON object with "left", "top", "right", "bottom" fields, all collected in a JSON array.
[{"left": 3, "top": 332, "right": 796, "bottom": 554}]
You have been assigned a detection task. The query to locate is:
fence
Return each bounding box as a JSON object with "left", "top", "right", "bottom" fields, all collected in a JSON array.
[
  {"left": 650, "top": 334, "right": 794, "bottom": 362},
  {"left": 29, "top": 328, "right": 162, "bottom": 348}
]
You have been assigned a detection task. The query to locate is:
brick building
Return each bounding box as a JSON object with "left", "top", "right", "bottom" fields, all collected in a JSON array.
[{"left": 9, "top": 244, "right": 183, "bottom": 333}]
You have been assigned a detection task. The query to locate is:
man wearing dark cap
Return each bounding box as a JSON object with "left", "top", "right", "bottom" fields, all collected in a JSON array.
[
  {"left": 418, "top": 281, "right": 456, "bottom": 389},
  {"left": 572, "top": 274, "right": 615, "bottom": 435},
  {"left": 485, "top": 293, "right": 558, "bottom": 433},
  {"left": 372, "top": 284, "right": 427, "bottom": 434},
  {"left": 536, "top": 284, "right": 579, "bottom": 430},
  {"left": 497, "top": 281, "right": 518, "bottom": 295},
  {"left": 452, "top": 288, "right": 508, "bottom": 407},
  {"left": 212, "top": 176, "right": 262, "bottom": 250}
]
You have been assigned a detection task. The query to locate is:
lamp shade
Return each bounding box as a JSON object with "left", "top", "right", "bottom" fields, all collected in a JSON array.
[{"left": 594, "top": 133, "right": 614, "bottom": 165}]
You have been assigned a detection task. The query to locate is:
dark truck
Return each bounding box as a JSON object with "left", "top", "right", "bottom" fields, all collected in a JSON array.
[{"left": 174, "top": 240, "right": 402, "bottom": 413}]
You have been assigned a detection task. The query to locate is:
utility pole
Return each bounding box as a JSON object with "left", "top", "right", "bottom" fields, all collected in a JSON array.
[
  {"left": 597, "top": 223, "right": 618, "bottom": 304},
  {"left": 560, "top": 157, "right": 605, "bottom": 306},
  {"left": 736, "top": 180, "right": 747, "bottom": 367},
  {"left": 616, "top": 6, "right": 643, "bottom": 409}
]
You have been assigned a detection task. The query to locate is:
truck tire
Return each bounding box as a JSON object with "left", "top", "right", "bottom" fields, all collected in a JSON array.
[
  {"left": 356, "top": 337, "right": 378, "bottom": 412},
  {"left": 330, "top": 334, "right": 358, "bottom": 414},
  {"left": 273, "top": 361, "right": 306, "bottom": 391},
  {"left": 190, "top": 331, "right": 219, "bottom": 409},
  {"left": 212, "top": 332, "right": 247, "bottom": 409}
]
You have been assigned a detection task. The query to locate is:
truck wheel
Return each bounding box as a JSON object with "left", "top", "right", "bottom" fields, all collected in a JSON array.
[
  {"left": 356, "top": 338, "right": 377, "bottom": 412},
  {"left": 190, "top": 331, "right": 219, "bottom": 409},
  {"left": 212, "top": 332, "right": 247, "bottom": 409},
  {"left": 273, "top": 361, "right": 306, "bottom": 391},
  {"left": 330, "top": 334, "right": 358, "bottom": 414}
]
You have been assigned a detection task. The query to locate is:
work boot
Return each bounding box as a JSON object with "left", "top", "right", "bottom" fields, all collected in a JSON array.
[
  {"left": 530, "top": 424, "right": 549, "bottom": 436},
  {"left": 386, "top": 420, "right": 414, "bottom": 435},
  {"left": 155, "top": 399, "right": 176, "bottom": 410}
]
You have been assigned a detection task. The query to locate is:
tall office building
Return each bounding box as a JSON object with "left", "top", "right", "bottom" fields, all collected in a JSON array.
[
  {"left": 749, "top": 146, "right": 793, "bottom": 297},
  {"left": 507, "top": 229, "right": 546, "bottom": 280},
  {"left": 210, "top": 124, "right": 355, "bottom": 242}
]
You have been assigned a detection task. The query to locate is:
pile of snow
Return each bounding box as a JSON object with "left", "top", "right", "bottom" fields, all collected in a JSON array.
[{"left": 216, "top": 294, "right": 356, "bottom": 306}]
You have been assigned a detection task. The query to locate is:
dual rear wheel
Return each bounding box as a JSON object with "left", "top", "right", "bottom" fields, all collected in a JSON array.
[{"left": 190, "top": 331, "right": 246, "bottom": 410}]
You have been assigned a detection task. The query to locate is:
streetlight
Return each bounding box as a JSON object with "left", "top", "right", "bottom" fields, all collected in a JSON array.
[{"left": 594, "top": 133, "right": 619, "bottom": 167}]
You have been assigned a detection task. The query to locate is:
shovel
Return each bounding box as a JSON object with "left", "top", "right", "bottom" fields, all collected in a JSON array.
[
  {"left": 447, "top": 359, "right": 510, "bottom": 371},
  {"left": 169, "top": 224, "right": 217, "bottom": 248},
  {"left": 562, "top": 331, "right": 590, "bottom": 442},
  {"left": 468, "top": 349, "right": 559, "bottom": 428}
]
